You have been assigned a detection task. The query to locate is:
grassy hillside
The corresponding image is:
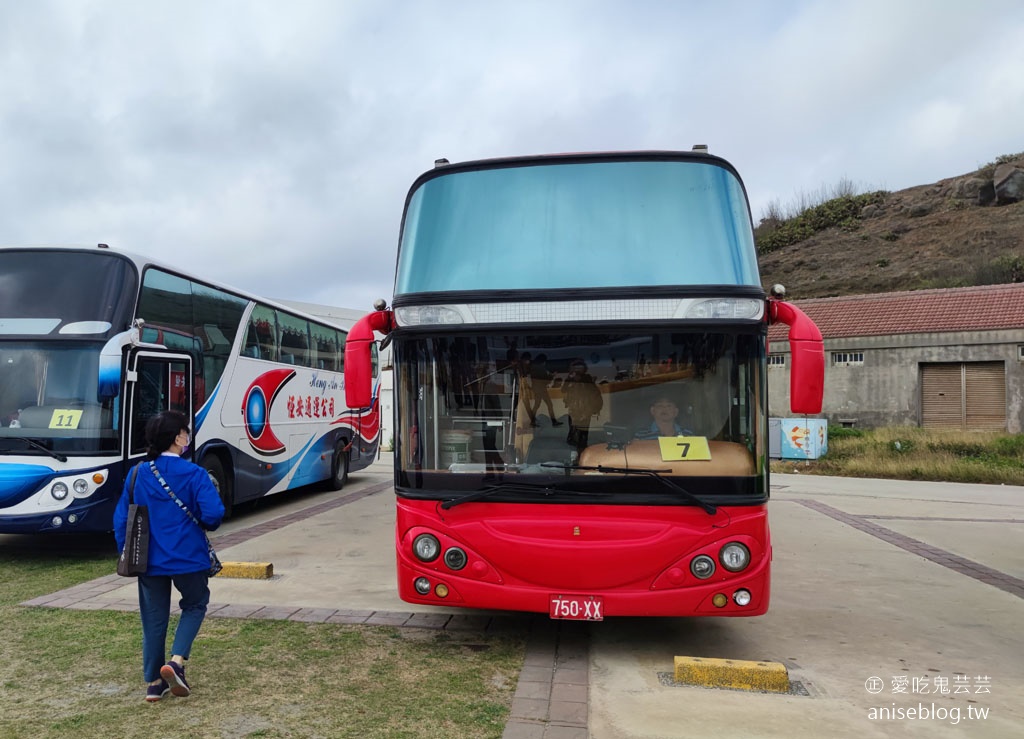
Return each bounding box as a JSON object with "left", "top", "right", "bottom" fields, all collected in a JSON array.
[{"left": 756, "top": 152, "right": 1024, "bottom": 299}]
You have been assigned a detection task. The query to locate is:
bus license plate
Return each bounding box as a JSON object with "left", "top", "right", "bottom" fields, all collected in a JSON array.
[{"left": 549, "top": 595, "right": 604, "bottom": 621}]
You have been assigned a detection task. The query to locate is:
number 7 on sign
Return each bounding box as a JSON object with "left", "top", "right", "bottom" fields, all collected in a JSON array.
[{"left": 657, "top": 436, "right": 711, "bottom": 461}]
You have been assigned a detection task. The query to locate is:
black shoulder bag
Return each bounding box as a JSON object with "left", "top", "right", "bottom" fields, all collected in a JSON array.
[{"left": 116, "top": 465, "right": 148, "bottom": 577}]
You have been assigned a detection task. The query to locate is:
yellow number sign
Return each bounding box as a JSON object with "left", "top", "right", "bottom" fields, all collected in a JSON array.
[
  {"left": 658, "top": 436, "right": 711, "bottom": 462},
  {"left": 48, "top": 409, "right": 83, "bottom": 430}
]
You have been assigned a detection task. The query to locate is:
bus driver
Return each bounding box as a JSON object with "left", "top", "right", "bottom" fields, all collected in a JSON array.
[{"left": 635, "top": 394, "right": 694, "bottom": 439}]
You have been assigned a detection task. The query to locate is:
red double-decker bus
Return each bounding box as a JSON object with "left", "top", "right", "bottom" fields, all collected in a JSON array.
[{"left": 345, "top": 150, "right": 823, "bottom": 618}]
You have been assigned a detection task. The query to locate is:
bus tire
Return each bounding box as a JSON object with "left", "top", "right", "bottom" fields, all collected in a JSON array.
[
  {"left": 202, "top": 454, "right": 233, "bottom": 519},
  {"left": 330, "top": 443, "right": 349, "bottom": 491}
]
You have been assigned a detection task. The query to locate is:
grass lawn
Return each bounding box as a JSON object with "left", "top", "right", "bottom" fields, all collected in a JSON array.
[
  {"left": 0, "top": 535, "right": 526, "bottom": 739},
  {"left": 771, "top": 427, "right": 1024, "bottom": 485}
]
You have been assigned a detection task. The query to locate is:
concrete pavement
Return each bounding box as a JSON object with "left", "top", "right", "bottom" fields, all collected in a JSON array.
[{"left": 21, "top": 456, "right": 1024, "bottom": 738}]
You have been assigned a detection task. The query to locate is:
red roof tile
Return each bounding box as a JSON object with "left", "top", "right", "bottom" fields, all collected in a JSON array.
[{"left": 768, "top": 283, "right": 1024, "bottom": 341}]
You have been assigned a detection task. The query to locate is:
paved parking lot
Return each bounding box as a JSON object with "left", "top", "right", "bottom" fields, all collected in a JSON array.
[
  {"left": 589, "top": 474, "right": 1024, "bottom": 738},
  {"left": 20, "top": 456, "right": 1024, "bottom": 738}
]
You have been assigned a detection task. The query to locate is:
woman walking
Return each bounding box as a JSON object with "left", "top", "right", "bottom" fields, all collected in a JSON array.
[{"left": 113, "top": 410, "right": 225, "bottom": 702}]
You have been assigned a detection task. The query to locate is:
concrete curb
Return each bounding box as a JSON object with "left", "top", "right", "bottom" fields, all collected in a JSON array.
[
  {"left": 215, "top": 561, "right": 274, "bottom": 579},
  {"left": 674, "top": 656, "right": 790, "bottom": 693}
]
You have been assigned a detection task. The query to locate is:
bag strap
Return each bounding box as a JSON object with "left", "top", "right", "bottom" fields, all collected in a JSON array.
[
  {"left": 148, "top": 461, "right": 205, "bottom": 531},
  {"left": 127, "top": 464, "right": 141, "bottom": 505}
]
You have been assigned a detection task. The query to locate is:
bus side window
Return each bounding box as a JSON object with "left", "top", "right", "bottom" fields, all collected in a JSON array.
[
  {"left": 244, "top": 304, "right": 278, "bottom": 361},
  {"left": 277, "top": 311, "right": 311, "bottom": 368},
  {"left": 311, "top": 324, "right": 338, "bottom": 372},
  {"left": 243, "top": 323, "right": 262, "bottom": 358}
]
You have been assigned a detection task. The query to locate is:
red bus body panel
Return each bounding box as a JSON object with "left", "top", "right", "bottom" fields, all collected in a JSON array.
[{"left": 395, "top": 498, "right": 771, "bottom": 617}]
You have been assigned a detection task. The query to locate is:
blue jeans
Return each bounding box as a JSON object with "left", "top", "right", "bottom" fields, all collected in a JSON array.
[{"left": 137, "top": 572, "right": 210, "bottom": 682}]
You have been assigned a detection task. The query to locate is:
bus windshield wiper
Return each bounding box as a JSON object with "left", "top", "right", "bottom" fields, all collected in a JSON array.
[
  {"left": 10, "top": 437, "right": 68, "bottom": 463},
  {"left": 542, "top": 463, "right": 717, "bottom": 515},
  {"left": 440, "top": 481, "right": 602, "bottom": 510}
]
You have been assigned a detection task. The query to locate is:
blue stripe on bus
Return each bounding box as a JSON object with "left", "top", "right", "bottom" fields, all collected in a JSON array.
[
  {"left": 0, "top": 464, "right": 57, "bottom": 507},
  {"left": 195, "top": 381, "right": 220, "bottom": 432}
]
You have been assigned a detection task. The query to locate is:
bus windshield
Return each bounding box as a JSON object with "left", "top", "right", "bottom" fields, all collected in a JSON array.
[
  {"left": 0, "top": 249, "right": 137, "bottom": 338},
  {"left": 394, "top": 329, "right": 766, "bottom": 503},
  {"left": 0, "top": 343, "right": 118, "bottom": 455},
  {"left": 395, "top": 158, "right": 758, "bottom": 295}
]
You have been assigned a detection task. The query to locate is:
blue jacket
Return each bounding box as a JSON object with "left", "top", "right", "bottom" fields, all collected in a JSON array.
[{"left": 113, "top": 455, "right": 225, "bottom": 576}]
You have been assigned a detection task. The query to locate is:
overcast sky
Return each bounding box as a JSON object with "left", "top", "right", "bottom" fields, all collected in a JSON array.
[{"left": 1, "top": 0, "right": 1021, "bottom": 310}]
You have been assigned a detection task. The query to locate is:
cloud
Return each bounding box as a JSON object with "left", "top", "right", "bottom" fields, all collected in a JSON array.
[{"left": 1, "top": 0, "right": 1022, "bottom": 305}]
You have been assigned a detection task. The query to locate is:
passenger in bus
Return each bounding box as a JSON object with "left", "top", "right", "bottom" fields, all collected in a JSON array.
[
  {"left": 520, "top": 352, "right": 562, "bottom": 427},
  {"left": 635, "top": 395, "right": 694, "bottom": 439},
  {"left": 113, "top": 410, "right": 225, "bottom": 703},
  {"left": 563, "top": 359, "right": 602, "bottom": 451}
]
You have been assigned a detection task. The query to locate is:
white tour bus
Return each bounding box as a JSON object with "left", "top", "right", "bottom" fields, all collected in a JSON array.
[{"left": 0, "top": 244, "right": 381, "bottom": 533}]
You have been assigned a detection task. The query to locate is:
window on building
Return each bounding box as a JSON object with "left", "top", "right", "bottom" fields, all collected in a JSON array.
[
  {"left": 831, "top": 351, "right": 864, "bottom": 367},
  {"left": 767, "top": 354, "right": 786, "bottom": 367}
]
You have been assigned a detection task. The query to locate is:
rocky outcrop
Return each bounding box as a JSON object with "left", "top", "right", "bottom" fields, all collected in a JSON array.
[
  {"left": 951, "top": 160, "right": 1024, "bottom": 206},
  {"left": 994, "top": 163, "right": 1024, "bottom": 205}
]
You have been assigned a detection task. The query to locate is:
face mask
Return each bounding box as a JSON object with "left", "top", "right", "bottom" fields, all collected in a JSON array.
[{"left": 180, "top": 444, "right": 190, "bottom": 456}]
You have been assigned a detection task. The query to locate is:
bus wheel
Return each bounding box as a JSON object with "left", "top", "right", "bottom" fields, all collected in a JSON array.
[
  {"left": 202, "top": 454, "right": 233, "bottom": 519},
  {"left": 330, "top": 443, "right": 349, "bottom": 491}
]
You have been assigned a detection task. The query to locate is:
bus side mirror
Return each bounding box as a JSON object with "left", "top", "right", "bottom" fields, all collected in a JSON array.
[
  {"left": 769, "top": 300, "right": 824, "bottom": 415},
  {"left": 344, "top": 308, "right": 395, "bottom": 409}
]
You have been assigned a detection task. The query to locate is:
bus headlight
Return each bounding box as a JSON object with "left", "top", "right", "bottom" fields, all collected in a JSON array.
[
  {"left": 733, "top": 589, "right": 752, "bottom": 606},
  {"left": 412, "top": 534, "right": 441, "bottom": 562},
  {"left": 51, "top": 482, "right": 69, "bottom": 501},
  {"left": 414, "top": 577, "right": 431, "bottom": 595},
  {"left": 394, "top": 305, "right": 464, "bottom": 326},
  {"left": 444, "top": 547, "right": 467, "bottom": 571},
  {"left": 685, "top": 298, "right": 763, "bottom": 319},
  {"left": 719, "top": 542, "right": 750, "bottom": 572},
  {"left": 73, "top": 479, "right": 90, "bottom": 495},
  {"left": 690, "top": 554, "right": 716, "bottom": 579}
]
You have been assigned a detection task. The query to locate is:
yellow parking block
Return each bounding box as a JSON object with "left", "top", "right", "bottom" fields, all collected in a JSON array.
[
  {"left": 673, "top": 656, "right": 790, "bottom": 693},
  {"left": 214, "top": 562, "right": 274, "bottom": 579}
]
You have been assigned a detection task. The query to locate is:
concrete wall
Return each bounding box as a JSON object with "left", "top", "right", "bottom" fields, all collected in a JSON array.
[{"left": 768, "top": 329, "right": 1024, "bottom": 433}]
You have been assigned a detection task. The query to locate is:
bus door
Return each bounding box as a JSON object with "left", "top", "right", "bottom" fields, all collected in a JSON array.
[{"left": 124, "top": 350, "right": 194, "bottom": 467}]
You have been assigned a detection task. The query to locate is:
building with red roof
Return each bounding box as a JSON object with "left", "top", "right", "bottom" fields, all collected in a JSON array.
[{"left": 767, "top": 283, "right": 1024, "bottom": 433}]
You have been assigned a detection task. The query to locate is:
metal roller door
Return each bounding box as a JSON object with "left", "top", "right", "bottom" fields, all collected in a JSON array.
[
  {"left": 965, "top": 362, "right": 1007, "bottom": 430},
  {"left": 920, "top": 362, "right": 1006, "bottom": 431}
]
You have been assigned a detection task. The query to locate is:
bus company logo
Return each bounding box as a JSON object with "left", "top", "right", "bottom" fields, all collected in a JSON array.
[{"left": 242, "top": 368, "right": 295, "bottom": 455}]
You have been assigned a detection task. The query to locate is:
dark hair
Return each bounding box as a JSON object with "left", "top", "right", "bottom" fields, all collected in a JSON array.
[{"left": 144, "top": 410, "right": 189, "bottom": 460}]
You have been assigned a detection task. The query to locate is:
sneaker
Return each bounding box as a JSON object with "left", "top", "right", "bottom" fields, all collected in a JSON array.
[
  {"left": 159, "top": 661, "right": 190, "bottom": 697},
  {"left": 145, "top": 680, "right": 170, "bottom": 702}
]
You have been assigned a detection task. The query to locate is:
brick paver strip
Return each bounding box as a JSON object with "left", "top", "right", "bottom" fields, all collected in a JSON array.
[
  {"left": 288, "top": 607, "right": 339, "bottom": 623},
  {"left": 363, "top": 611, "right": 415, "bottom": 626},
  {"left": 504, "top": 621, "right": 588, "bottom": 738},
  {"left": 249, "top": 606, "right": 301, "bottom": 620},
  {"left": 404, "top": 612, "right": 452, "bottom": 629},
  {"left": 796, "top": 499, "right": 1024, "bottom": 599},
  {"left": 207, "top": 603, "right": 263, "bottom": 618}
]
